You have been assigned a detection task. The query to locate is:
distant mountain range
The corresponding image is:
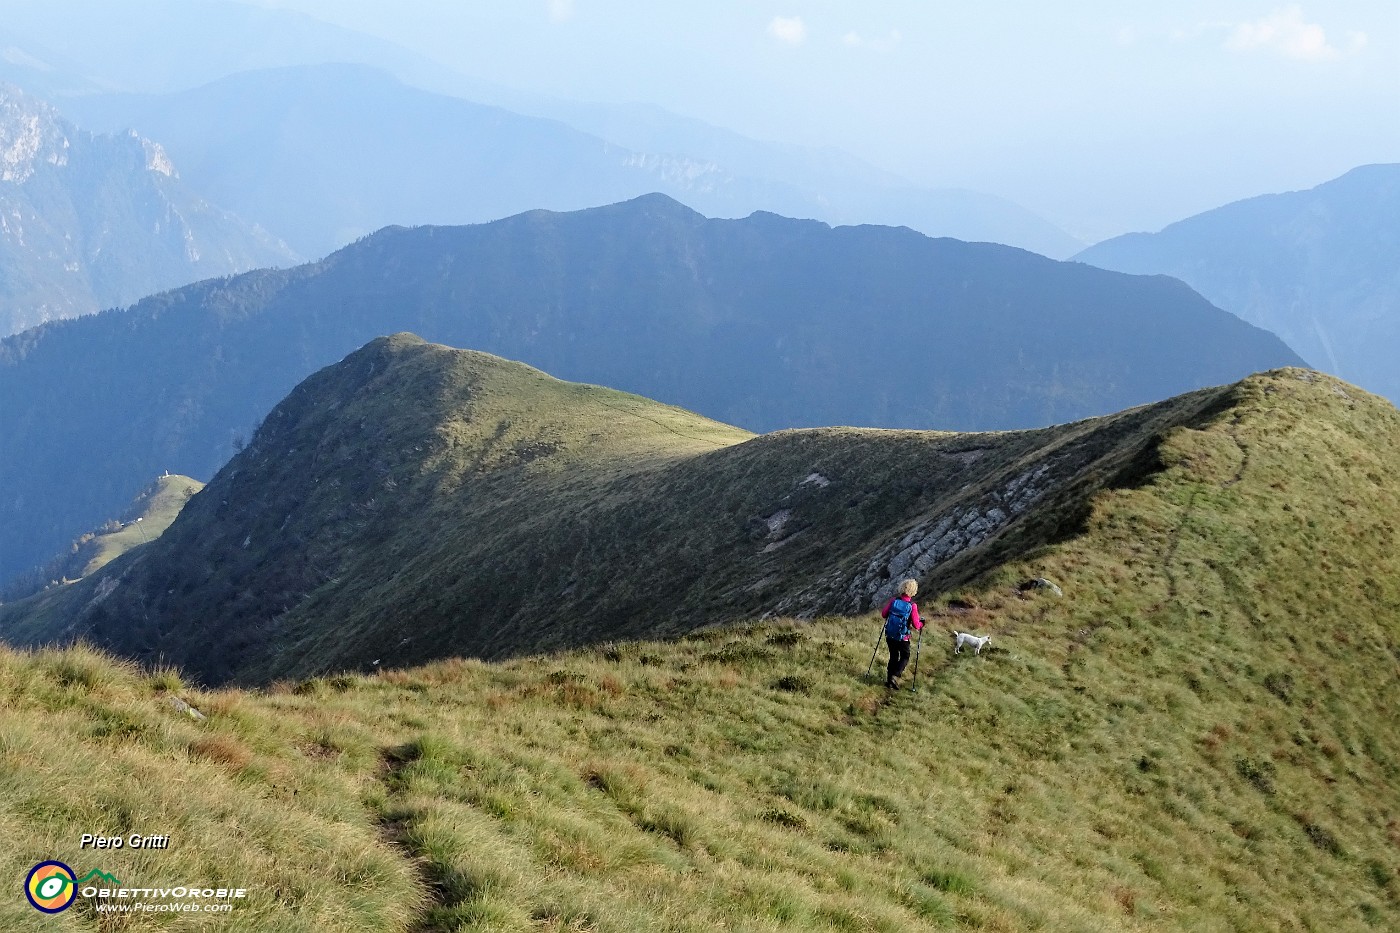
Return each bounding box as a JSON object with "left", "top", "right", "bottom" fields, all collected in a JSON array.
[
  {"left": 59, "top": 63, "right": 1083, "bottom": 259},
  {"left": 58, "top": 64, "right": 716, "bottom": 258},
  {"left": 3, "top": 0, "right": 1081, "bottom": 257},
  {"left": 0, "top": 195, "right": 1302, "bottom": 585},
  {"left": 0, "top": 84, "right": 296, "bottom": 335},
  {"left": 2, "top": 0, "right": 454, "bottom": 97},
  {"left": 0, "top": 333, "right": 1275, "bottom": 684},
  {"left": 1077, "top": 164, "right": 1400, "bottom": 402}
]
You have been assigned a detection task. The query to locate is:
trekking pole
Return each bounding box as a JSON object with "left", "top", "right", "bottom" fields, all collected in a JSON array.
[
  {"left": 910, "top": 625, "right": 925, "bottom": 693},
  {"left": 864, "top": 618, "right": 884, "bottom": 680}
]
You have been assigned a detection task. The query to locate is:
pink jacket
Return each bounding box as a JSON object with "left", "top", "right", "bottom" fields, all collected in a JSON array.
[{"left": 880, "top": 596, "right": 923, "bottom": 640}]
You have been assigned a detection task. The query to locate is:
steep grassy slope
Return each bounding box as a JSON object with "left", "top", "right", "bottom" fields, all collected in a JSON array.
[
  {"left": 1, "top": 367, "right": 1397, "bottom": 931},
  {"left": 0, "top": 474, "right": 203, "bottom": 603},
  {"left": 0, "top": 193, "right": 1303, "bottom": 585},
  {"left": 0, "top": 334, "right": 1250, "bottom": 686}
]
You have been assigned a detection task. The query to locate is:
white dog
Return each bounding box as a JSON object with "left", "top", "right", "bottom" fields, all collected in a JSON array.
[{"left": 952, "top": 631, "right": 990, "bottom": 655}]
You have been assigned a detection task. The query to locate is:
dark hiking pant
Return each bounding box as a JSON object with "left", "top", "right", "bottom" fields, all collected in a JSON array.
[{"left": 886, "top": 636, "right": 911, "bottom": 687}]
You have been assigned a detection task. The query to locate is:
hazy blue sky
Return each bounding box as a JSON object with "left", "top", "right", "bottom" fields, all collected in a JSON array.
[{"left": 242, "top": 1, "right": 1399, "bottom": 239}]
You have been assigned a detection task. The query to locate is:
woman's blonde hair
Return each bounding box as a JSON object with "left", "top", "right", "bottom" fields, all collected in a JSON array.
[{"left": 899, "top": 579, "right": 918, "bottom": 598}]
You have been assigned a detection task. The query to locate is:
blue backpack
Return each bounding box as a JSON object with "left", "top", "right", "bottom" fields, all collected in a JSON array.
[{"left": 884, "top": 597, "right": 913, "bottom": 640}]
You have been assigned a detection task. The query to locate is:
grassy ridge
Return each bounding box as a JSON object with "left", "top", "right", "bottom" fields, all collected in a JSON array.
[
  {"left": 0, "top": 475, "right": 204, "bottom": 604},
  {"left": 78, "top": 476, "right": 205, "bottom": 578},
  {"left": 0, "top": 335, "right": 1243, "bottom": 686},
  {"left": 3, "top": 368, "right": 1398, "bottom": 930}
]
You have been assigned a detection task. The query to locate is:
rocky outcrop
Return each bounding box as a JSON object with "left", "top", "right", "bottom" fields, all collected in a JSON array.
[
  {"left": 844, "top": 461, "right": 1059, "bottom": 609},
  {"left": 765, "top": 458, "right": 1063, "bottom": 620}
]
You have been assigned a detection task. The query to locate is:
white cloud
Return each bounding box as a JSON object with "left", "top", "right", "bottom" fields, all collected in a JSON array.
[
  {"left": 767, "top": 16, "right": 806, "bottom": 46},
  {"left": 547, "top": 0, "right": 574, "bottom": 23},
  {"left": 1224, "top": 5, "right": 1360, "bottom": 62},
  {"left": 842, "top": 29, "right": 902, "bottom": 51}
]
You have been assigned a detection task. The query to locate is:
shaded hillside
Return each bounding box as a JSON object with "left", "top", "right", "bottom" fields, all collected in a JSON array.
[
  {"left": 0, "top": 473, "right": 202, "bottom": 603},
  {"left": 1077, "top": 164, "right": 1399, "bottom": 401},
  {"left": 0, "top": 84, "right": 297, "bottom": 335},
  {"left": 60, "top": 63, "right": 1081, "bottom": 258},
  {"left": 1, "top": 362, "right": 1397, "bottom": 930},
  {"left": 0, "top": 195, "right": 1302, "bottom": 584},
  {"left": 0, "top": 334, "right": 1290, "bottom": 686}
]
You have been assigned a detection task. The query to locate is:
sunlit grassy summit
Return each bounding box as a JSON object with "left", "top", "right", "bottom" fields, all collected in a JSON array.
[
  {"left": 1, "top": 345, "right": 1397, "bottom": 930},
  {"left": 0, "top": 473, "right": 203, "bottom": 604}
]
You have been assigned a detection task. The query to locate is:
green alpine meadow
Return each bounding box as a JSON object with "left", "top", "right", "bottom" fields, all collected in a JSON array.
[
  {"left": 2, "top": 335, "right": 1397, "bottom": 930},
  {"left": 0, "top": 474, "right": 204, "bottom": 604}
]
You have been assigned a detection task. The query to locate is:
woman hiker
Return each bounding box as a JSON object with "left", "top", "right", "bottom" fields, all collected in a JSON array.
[{"left": 881, "top": 579, "right": 923, "bottom": 689}]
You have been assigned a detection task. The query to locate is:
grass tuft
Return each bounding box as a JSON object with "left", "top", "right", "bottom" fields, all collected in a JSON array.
[
  {"left": 923, "top": 868, "right": 977, "bottom": 897},
  {"left": 189, "top": 733, "right": 254, "bottom": 773}
]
